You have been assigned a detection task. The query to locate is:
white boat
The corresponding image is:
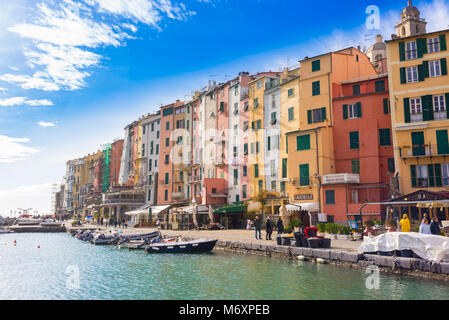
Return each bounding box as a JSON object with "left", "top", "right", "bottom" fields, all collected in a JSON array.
[
  {"left": 0, "top": 229, "right": 13, "bottom": 234},
  {"left": 40, "top": 220, "right": 62, "bottom": 227},
  {"left": 17, "top": 218, "right": 42, "bottom": 226}
]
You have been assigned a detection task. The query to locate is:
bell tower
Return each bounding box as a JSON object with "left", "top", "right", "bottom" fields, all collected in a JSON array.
[{"left": 394, "top": 1, "right": 427, "bottom": 38}]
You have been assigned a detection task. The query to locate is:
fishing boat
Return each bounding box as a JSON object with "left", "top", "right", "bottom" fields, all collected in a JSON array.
[{"left": 144, "top": 238, "right": 217, "bottom": 254}]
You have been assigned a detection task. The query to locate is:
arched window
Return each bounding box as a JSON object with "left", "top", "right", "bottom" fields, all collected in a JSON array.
[{"left": 402, "top": 26, "right": 406, "bottom": 36}]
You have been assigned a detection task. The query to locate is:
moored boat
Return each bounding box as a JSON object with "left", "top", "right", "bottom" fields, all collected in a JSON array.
[{"left": 144, "top": 238, "right": 217, "bottom": 254}]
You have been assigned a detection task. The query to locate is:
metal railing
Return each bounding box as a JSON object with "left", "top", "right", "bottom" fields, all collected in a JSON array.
[{"left": 399, "top": 144, "right": 449, "bottom": 158}]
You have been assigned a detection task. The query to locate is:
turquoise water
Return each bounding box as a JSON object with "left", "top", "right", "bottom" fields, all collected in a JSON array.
[{"left": 0, "top": 233, "right": 449, "bottom": 300}]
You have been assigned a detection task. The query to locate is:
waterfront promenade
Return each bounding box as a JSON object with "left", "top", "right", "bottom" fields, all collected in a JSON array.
[{"left": 66, "top": 221, "right": 360, "bottom": 252}]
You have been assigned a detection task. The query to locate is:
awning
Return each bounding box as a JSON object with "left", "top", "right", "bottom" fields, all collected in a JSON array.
[
  {"left": 286, "top": 202, "right": 319, "bottom": 212},
  {"left": 151, "top": 205, "right": 171, "bottom": 215},
  {"left": 125, "top": 203, "right": 152, "bottom": 216},
  {"left": 214, "top": 204, "right": 245, "bottom": 214}
]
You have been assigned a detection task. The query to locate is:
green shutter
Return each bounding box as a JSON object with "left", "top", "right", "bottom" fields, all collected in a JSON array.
[
  {"left": 267, "top": 136, "right": 271, "bottom": 151},
  {"left": 441, "top": 58, "right": 448, "bottom": 76},
  {"left": 423, "top": 38, "right": 428, "bottom": 54},
  {"left": 379, "top": 129, "right": 391, "bottom": 146},
  {"left": 436, "top": 130, "right": 449, "bottom": 155},
  {"left": 299, "top": 164, "right": 309, "bottom": 186},
  {"left": 383, "top": 98, "right": 389, "bottom": 114},
  {"left": 418, "top": 64, "right": 426, "bottom": 82},
  {"left": 446, "top": 93, "right": 449, "bottom": 119},
  {"left": 343, "top": 104, "right": 348, "bottom": 119},
  {"left": 400, "top": 67, "right": 407, "bottom": 84},
  {"left": 286, "top": 135, "right": 288, "bottom": 154},
  {"left": 321, "top": 107, "right": 326, "bottom": 121},
  {"left": 422, "top": 95, "right": 434, "bottom": 121},
  {"left": 282, "top": 159, "right": 287, "bottom": 178},
  {"left": 411, "top": 131, "right": 425, "bottom": 156},
  {"left": 307, "top": 110, "right": 312, "bottom": 124},
  {"left": 417, "top": 38, "right": 424, "bottom": 58},
  {"left": 399, "top": 42, "right": 406, "bottom": 61},
  {"left": 423, "top": 60, "right": 429, "bottom": 78},
  {"left": 404, "top": 98, "right": 411, "bottom": 123},
  {"left": 428, "top": 164, "right": 435, "bottom": 187},
  {"left": 440, "top": 34, "right": 447, "bottom": 51},
  {"left": 356, "top": 102, "right": 362, "bottom": 118},
  {"left": 297, "top": 134, "right": 310, "bottom": 151},
  {"left": 254, "top": 164, "right": 259, "bottom": 178},
  {"left": 411, "top": 165, "right": 417, "bottom": 188},
  {"left": 435, "top": 164, "right": 443, "bottom": 187},
  {"left": 349, "top": 131, "right": 359, "bottom": 149}
]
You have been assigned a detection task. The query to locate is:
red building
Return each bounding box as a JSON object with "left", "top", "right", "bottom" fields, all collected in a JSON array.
[
  {"left": 322, "top": 74, "right": 394, "bottom": 223},
  {"left": 110, "top": 139, "right": 123, "bottom": 187}
]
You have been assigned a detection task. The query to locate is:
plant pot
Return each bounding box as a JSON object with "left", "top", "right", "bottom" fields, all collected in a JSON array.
[
  {"left": 325, "top": 233, "right": 336, "bottom": 239},
  {"left": 317, "top": 231, "right": 326, "bottom": 237},
  {"left": 337, "top": 234, "right": 349, "bottom": 240}
]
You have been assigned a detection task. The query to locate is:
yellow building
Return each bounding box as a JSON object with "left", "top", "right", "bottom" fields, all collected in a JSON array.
[
  {"left": 386, "top": 27, "right": 449, "bottom": 195},
  {"left": 279, "top": 67, "right": 300, "bottom": 196},
  {"left": 248, "top": 73, "right": 279, "bottom": 197},
  {"left": 285, "top": 48, "right": 377, "bottom": 219}
]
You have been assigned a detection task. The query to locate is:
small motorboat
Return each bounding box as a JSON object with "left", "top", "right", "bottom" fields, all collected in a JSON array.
[
  {"left": 144, "top": 238, "right": 217, "bottom": 254},
  {"left": 91, "top": 233, "right": 120, "bottom": 245},
  {"left": 0, "top": 229, "right": 13, "bottom": 234},
  {"left": 120, "top": 239, "right": 147, "bottom": 250},
  {"left": 118, "top": 231, "right": 160, "bottom": 249},
  {"left": 40, "top": 220, "right": 63, "bottom": 227}
]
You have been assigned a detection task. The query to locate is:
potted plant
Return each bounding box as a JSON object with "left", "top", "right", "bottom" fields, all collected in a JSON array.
[
  {"left": 337, "top": 225, "right": 352, "bottom": 240},
  {"left": 324, "top": 223, "right": 338, "bottom": 239},
  {"left": 288, "top": 219, "right": 302, "bottom": 233},
  {"left": 317, "top": 223, "right": 326, "bottom": 237}
]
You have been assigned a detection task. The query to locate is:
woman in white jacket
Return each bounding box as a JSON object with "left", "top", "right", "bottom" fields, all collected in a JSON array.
[{"left": 419, "top": 218, "right": 431, "bottom": 234}]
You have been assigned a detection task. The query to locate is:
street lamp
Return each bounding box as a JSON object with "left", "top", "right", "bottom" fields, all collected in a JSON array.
[{"left": 191, "top": 197, "right": 196, "bottom": 230}]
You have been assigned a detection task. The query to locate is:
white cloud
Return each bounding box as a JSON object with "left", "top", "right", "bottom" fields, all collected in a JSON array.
[
  {"left": 0, "top": 73, "right": 60, "bottom": 91},
  {"left": 0, "top": 183, "right": 55, "bottom": 217},
  {"left": 419, "top": 0, "right": 449, "bottom": 32},
  {"left": 0, "top": 96, "right": 53, "bottom": 107},
  {"left": 0, "top": 87, "right": 8, "bottom": 91},
  {"left": 38, "top": 121, "right": 57, "bottom": 127},
  {"left": 0, "top": 135, "right": 40, "bottom": 163}
]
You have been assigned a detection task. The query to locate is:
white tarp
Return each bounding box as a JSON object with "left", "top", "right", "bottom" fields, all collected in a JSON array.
[
  {"left": 359, "top": 232, "right": 449, "bottom": 262},
  {"left": 286, "top": 202, "right": 319, "bottom": 212}
]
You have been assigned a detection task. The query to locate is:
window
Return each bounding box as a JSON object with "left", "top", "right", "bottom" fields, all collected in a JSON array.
[
  {"left": 383, "top": 98, "right": 390, "bottom": 114},
  {"left": 312, "top": 59, "right": 320, "bottom": 72},
  {"left": 165, "top": 154, "right": 169, "bottom": 165},
  {"left": 349, "top": 131, "right": 359, "bottom": 149},
  {"left": 244, "top": 143, "right": 248, "bottom": 155},
  {"left": 233, "top": 169, "right": 238, "bottom": 186},
  {"left": 443, "top": 164, "right": 449, "bottom": 186},
  {"left": 352, "top": 159, "right": 360, "bottom": 174},
  {"left": 410, "top": 97, "right": 422, "bottom": 122},
  {"left": 288, "top": 88, "right": 294, "bottom": 97},
  {"left": 299, "top": 164, "right": 309, "bottom": 186},
  {"left": 312, "top": 81, "right": 320, "bottom": 96},
  {"left": 156, "top": 144, "right": 159, "bottom": 155},
  {"left": 353, "top": 85, "right": 360, "bottom": 96},
  {"left": 308, "top": 107, "right": 326, "bottom": 123},
  {"left": 282, "top": 158, "right": 287, "bottom": 178},
  {"left": 235, "top": 86, "right": 239, "bottom": 96},
  {"left": 141, "top": 144, "right": 145, "bottom": 156},
  {"left": 267, "top": 136, "right": 271, "bottom": 151},
  {"left": 407, "top": 66, "right": 418, "bottom": 83},
  {"left": 297, "top": 134, "right": 310, "bottom": 151},
  {"left": 151, "top": 123, "right": 154, "bottom": 131},
  {"left": 288, "top": 107, "right": 294, "bottom": 121},
  {"left": 258, "top": 180, "right": 263, "bottom": 192},
  {"left": 429, "top": 60, "right": 441, "bottom": 77},
  {"left": 352, "top": 190, "right": 359, "bottom": 203},
  {"left": 242, "top": 185, "right": 247, "bottom": 199},
  {"left": 413, "top": 165, "right": 428, "bottom": 187},
  {"left": 271, "top": 181, "right": 276, "bottom": 192},
  {"left": 243, "top": 165, "right": 247, "bottom": 177},
  {"left": 142, "top": 125, "right": 146, "bottom": 135},
  {"left": 375, "top": 80, "right": 386, "bottom": 92},
  {"left": 406, "top": 41, "right": 417, "bottom": 60},
  {"left": 164, "top": 190, "right": 168, "bottom": 201},
  {"left": 156, "top": 131, "right": 160, "bottom": 139},
  {"left": 434, "top": 95, "right": 446, "bottom": 119},
  {"left": 256, "top": 80, "right": 263, "bottom": 89},
  {"left": 350, "top": 103, "right": 360, "bottom": 119},
  {"left": 436, "top": 130, "right": 449, "bottom": 155},
  {"left": 254, "top": 98, "right": 259, "bottom": 109},
  {"left": 254, "top": 164, "right": 259, "bottom": 178},
  {"left": 243, "top": 101, "right": 248, "bottom": 111},
  {"left": 165, "top": 173, "right": 169, "bottom": 184},
  {"left": 166, "top": 121, "right": 170, "bottom": 130},
  {"left": 411, "top": 131, "right": 425, "bottom": 156},
  {"left": 379, "top": 129, "right": 391, "bottom": 146},
  {"left": 428, "top": 37, "right": 440, "bottom": 53},
  {"left": 280, "top": 181, "right": 285, "bottom": 193},
  {"left": 165, "top": 138, "right": 170, "bottom": 147},
  {"left": 325, "top": 190, "right": 335, "bottom": 205},
  {"left": 388, "top": 158, "right": 395, "bottom": 173}
]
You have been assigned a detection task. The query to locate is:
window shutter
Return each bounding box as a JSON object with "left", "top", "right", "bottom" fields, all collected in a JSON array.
[
  {"left": 423, "top": 38, "right": 428, "bottom": 54},
  {"left": 417, "top": 38, "right": 424, "bottom": 58},
  {"left": 446, "top": 93, "right": 449, "bottom": 119},
  {"left": 423, "top": 61, "right": 429, "bottom": 78},
  {"left": 307, "top": 110, "right": 312, "bottom": 124},
  {"left": 410, "top": 165, "right": 417, "bottom": 188},
  {"left": 422, "top": 95, "right": 434, "bottom": 121},
  {"left": 343, "top": 104, "right": 348, "bottom": 119},
  {"left": 282, "top": 159, "right": 287, "bottom": 178},
  {"left": 299, "top": 164, "right": 309, "bottom": 186},
  {"left": 399, "top": 42, "right": 406, "bottom": 61},
  {"left": 435, "top": 164, "right": 443, "bottom": 187},
  {"left": 356, "top": 102, "right": 362, "bottom": 118},
  {"left": 400, "top": 67, "right": 406, "bottom": 84},
  {"left": 321, "top": 107, "right": 326, "bottom": 121},
  {"left": 440, "top": 34, "right": 447, "bottom": 51},
  {"left": 267, "top": 136, "right": 271, "bottom": 151},
  {"left": 418, "top": 64, "right": 426, "bottom": 82},
  {"left": 404, "top": 98, "right": 411, "bottom": 123},
  {"left": 286, "top": 135, "right": 288, "bottom": 154},
  {"left": 436, "top": 130, "right": 449, "bottom": 155},
  {"left": 441, "top": 58, "right": 448, "bottom": 76},
  {"left": 383, "top": 98, "right": 389, "bottom": 114},
  {"left": 428, "top": 164, "right": 435, "bottom": 187}
]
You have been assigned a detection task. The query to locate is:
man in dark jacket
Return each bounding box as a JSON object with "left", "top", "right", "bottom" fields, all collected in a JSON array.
[
  {"left": 265, "top": 218, "right": 273, "bottom": 240},
  {"left": 254, "top": 216, "right": 262, "bottom": 240},
  {"left": 430, "top": 217, "right": 441, "bottom": 235},
  {"left": 277, "top": 218, "right": 284, "bottom": 235}
]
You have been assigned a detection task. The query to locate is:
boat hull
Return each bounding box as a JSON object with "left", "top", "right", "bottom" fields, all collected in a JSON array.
[{"left": 145, "top": 239, "right": 217, "bottom": 254}]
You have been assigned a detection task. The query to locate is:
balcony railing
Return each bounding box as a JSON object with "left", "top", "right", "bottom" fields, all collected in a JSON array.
[
  {"left": 172, "top": 192, "right": 187, "bottom": 200},
  {"left": 322, "top": 173, "right": 360, "bottom": 185},
  {"left": 399, "top": 144, "right": 449, "bottom": 158}
]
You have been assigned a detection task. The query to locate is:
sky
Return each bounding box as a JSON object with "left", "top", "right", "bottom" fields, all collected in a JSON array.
[{"left": 1, "top": 0, "right": 449, "bottom": 217}]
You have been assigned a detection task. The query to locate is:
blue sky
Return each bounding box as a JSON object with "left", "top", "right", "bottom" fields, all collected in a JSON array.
[{"left": 1, "top": 0, "right": 449, "bottom": 215}]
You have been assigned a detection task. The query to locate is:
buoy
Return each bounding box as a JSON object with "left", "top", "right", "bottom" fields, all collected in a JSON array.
[
  {"left": 37, "top": 245, "right": 40, "bottom": 249},
  {"left": 297, "top": 255, "right": 306, "bottom": 261},
  {"left": 316, "top": 258, "right": 326, "bottom": 264}
]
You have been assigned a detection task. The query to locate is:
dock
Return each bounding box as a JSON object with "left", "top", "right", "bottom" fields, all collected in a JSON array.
[{"left": 9, "top": 225, "right": 66, "bottom": 233}]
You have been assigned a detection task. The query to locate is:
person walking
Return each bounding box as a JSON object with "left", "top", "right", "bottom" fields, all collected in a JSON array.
[
  {"left": 265, "top": 218, "right": 273, "bottom": 240},
  {"left": 430, "top": 217, "right": 441, "bottom": 235},
  {"left": 399, "top": 214, "right": 411, "bottom": 232},
  {"left": 419, "top": 218, "right": 431, "bottom": 234},
  {"left": 254, "top": 216, "right": 262, "bottom": 240},
  {"left": 423, "top": 213, "right": 431, "bottom": 225},
  {"left": 277, "top": 218, "right": 284, "bottom": 235}
]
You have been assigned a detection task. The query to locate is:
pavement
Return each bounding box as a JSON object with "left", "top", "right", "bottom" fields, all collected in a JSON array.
[{"left": 68, "top": 221, "right": 362, "bottom": 252}]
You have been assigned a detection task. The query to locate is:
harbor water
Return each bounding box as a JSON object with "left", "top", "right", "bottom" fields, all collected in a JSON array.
[{"left": 1, "top": 233, "right": 449, "bottom": 300}]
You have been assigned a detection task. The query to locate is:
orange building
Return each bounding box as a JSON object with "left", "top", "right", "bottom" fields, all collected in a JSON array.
[{"left": 322, "top": 74, "right": 393, "bottom": 223}]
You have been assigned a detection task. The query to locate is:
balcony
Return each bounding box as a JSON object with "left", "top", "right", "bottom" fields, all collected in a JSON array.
[
  {"left": 188, "top": 175, "right": 202, "bottom": 183},
  {"left": 172, "top": 192, "right": 187, "bottom": 200},
  {"left": 399, "top": 144, "right": 449, "bottom": 159},
  {"left": 322, "top": 173, "right": 360, "bottom": 185}
]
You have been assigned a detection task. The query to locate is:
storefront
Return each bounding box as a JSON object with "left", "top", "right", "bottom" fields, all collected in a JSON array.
[{"left": 214, "top": 203, "right": 246, "bottom": 229}]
